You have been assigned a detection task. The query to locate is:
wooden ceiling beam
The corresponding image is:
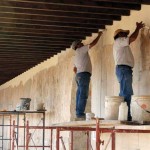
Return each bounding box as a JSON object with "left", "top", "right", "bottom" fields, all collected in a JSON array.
[
  {"left": 0, "top": 38, "right": 73, "bottom": 45},
  {"left": 0, "top": 32, "right": 86, "bottom": 41},
  {"left": 0, "top": 33, "right": 84, "bottom": 41},
  {"left": 0, "top": 57, "right": 55, "bottom": 61},
  {"left": 0, "top": 27, "right": 94, "bottom": 37},
  {"left": 1, "top": 26, "right": 95, "bottom": 36},
  {"left": 2, "top": 0, "right": 140, "bottom": 10},
  {"left": 93, "top": 0, "right": 141, "bottom": 4},
  {"left": 0, "top": 23, "right": 101, "bottom": 32},
  {"left": 0, "top": 40, "right": 70, "bottom": 47},
  {"left": 0, "top": 12, "right": 119, "bottom": 23},
  {"left": 0, "top": 20, "right": 109, "bottom": 29},
  {"left": 142, "top": 0, "right": 150, "bottom": 4},
  {"left": 94, "top": 0, "right": 150, "bottom": 5},
  {"left": 0, "top": 43, "right": 68, "bottom": 49},
  {"left": 0, "top": 50, "right": 59, "bottom": 54},
  {"left": 0, "top": 37, "right": 74, "bottom": 43},
  {"left": 1, "top": 1, "right": 131, "bottom": 15},
  {"left": 0, "top": 7, "right": 120, "bottom": 21},
  {"left": 0, "top": 58, "right": 53, "bottom": 62}
]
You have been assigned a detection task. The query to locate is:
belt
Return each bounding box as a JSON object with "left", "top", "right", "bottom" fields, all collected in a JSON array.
[
  {"left": 77, "top": 72, "right": 91, "bottom": 75},
  {"left": 117, "top": 65, "right": 132, "bottom": 68}
]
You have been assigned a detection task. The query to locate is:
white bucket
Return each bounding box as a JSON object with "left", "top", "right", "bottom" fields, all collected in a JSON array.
[
  {"left": 105, "top": 96, "right": 124, "bottom": 120},
  {"left": 86, "top": 113, "right": 95, "bottom": 121},
  {"left": 36, "top": 102, "right": 45, "bottom": 111},
  {"left": 131, "top": 95, "right": 150, "bottom": 122},
  {"left": 20, "top": 98, "right": 31, "bottom": 110},
  {"left": 118, "top": 102, "right": 128, "bottom": 121}
]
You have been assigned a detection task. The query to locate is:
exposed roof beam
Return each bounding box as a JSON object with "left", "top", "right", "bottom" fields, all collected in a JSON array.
[
  {"left": 0, "top": 23, "right": 101, "bottom": 32},
  {"left": 0, "top": 43, "right": 68, "bottom": 49},
  {"left": 0, "top": 40, "right": 70, "bottom": 47},
  {"left": 142, "top": 0, "right": 150, "bottom": 4},
  {"left": 4, "top": 0, "right": 141, "bottom": 10},
  {"left": 0, "top": 1, "right": 130, "bottom": 15},
  {"left": 94, "top": 0, "right": 150, "bottom": 5},
  {"left": 0, "top": 7, "right": 121, "bottom": 21},
  {"left": 0, "top": 25, "right": 95, "bottom": 36},
  {"left": 0, "top": 37, "right": 74, "bottom": 43},
  {"left": 0, "top": 33, "right": 85, "bottom": 41},
  {"left": 93, "top": 0, "right": 140, "bottom": 4},
  {"left": 0, "top": 23, "right": 103, "bottom": 31},
  {"left": 0, "top": 32, "right": 86, "bottom": 40},
  {"left": 0, "top": 20, "right": 107, "bottom": 30}
]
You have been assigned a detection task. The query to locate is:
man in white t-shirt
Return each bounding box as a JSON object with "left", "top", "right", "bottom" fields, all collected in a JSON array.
[
  {"left": 113, "top": 22, "right": 145, "bottom": 121},
  {"left": 72, "top": 32, "right": 102, "bottom": 119}
]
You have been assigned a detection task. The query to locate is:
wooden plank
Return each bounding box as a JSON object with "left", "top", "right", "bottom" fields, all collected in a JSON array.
[
  {"left": 142, "top": 0, "right": 150, "bottom": 4},
  {"left": 0, "top": 1, "right": 131, "bottom": 15},
  {"left": 0, "top": 27, "right": 92, "bottom": 38},
  {"left": 0, "top": 37, "right": 75, "bottom": 43},
  {"left": 0, "top": 41, "right": 70, "bottom": 47},
  {"left": 3, "top": 0, "right": 141, "bottom": 10},
  {"left": 0, "top": 33, "right": 83, "bottom": 41},
  {"left": 93, "top": 0, "right": 141, "bottom": 4},
  {"left": 0, "top": 7, "right": 120, "bottom": 22},
  {"left": 0, "top": 43, "right": 67, "bottom": 49},
  {"left": 0, "top": 12, "right": 117, "bottom": 25},
  {"left": 0, "top": 23, "right": 100, "bottom": 32},
  {"left": 0, "top": 38, "right": 73, "bottom": 46}
]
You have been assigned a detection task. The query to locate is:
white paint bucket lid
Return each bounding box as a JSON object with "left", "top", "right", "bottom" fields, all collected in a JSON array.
[
  {"left": 105, "top": 96, "right": 124, "bottom": 102},
  {"left": 132, "top": 95, "right": 150, "bottom": 100}
]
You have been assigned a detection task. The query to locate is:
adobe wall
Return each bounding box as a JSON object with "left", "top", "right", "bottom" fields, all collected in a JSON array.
[{"left": 0, "top": 4, "right": 150, "bottom": 150}]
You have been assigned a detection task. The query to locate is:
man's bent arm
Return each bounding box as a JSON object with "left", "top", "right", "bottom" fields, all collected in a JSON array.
[
  {"left": 129, "top": 21, "right": 145, "bottom": 44},
  {"left": 89, "top": 31, "right": 103, "bottom": 49}
]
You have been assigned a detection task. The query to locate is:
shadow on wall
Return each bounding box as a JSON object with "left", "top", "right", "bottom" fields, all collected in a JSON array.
[{"left": 140, "top": 28, "right": 150, "bottom": 71}]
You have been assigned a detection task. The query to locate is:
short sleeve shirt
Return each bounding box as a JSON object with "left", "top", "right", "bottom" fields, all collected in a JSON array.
[
  {"left": 113, "top": 37, "right": 134, "bottom": 67},
  {"left": 74, "top": 45, "right": 92, "bottom": 74}
]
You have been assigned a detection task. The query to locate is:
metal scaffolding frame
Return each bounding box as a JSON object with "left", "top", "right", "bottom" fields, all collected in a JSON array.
[
  {"left": 11, "top": 119, "right": 150, "bottom": 150},
  {"left": 0, "top": 114, "right": 12, "bottom": 150},
  {"left": 0, "top": 111, "right": 46, "bottom": 150}
]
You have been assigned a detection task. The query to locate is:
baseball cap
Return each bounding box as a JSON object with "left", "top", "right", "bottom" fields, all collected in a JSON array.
[
  {"left": 114, "top": 29, "right": 130, "bottom": 38},
  {"left": 71, "top": 40, "right": 82, "bottom": 50}
]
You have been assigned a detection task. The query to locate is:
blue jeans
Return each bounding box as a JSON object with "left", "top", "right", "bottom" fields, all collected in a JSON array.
[
  {"left": 75, "top": 72, "right": 91, "bottom": 117},
  {"left": 116, "top": 65, "right": 133, "bottom": 120}
]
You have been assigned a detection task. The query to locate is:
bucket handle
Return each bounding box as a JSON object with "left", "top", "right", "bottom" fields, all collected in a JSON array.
[{"left": 135, "top": 98, "right": 150, "bottom": 113}]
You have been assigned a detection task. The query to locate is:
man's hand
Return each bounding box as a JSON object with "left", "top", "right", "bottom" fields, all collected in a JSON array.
[
  {"left": 73, "top": 66, "right": 77, "bottom": 74},
  {"left": 136, "top": 21, "right": 145, "bottom": 30},
  {"left": 129, "top": 21, "right": 145, "bottom": 44},
  {"left": 89, "top": 31, "right": 103, "bottom": 49},
  {"left": 98, "top": 31, "right": 103, "bottom": 36}
]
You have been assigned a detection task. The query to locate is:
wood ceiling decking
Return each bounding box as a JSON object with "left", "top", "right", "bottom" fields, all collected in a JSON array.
[{"left": 0, "top": 0, "right": 149, "bottom": 85}]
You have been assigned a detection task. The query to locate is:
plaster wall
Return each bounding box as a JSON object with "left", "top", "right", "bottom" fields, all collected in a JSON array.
[{"left": 0, "top": 4, "right": 150, "bottom": 150}]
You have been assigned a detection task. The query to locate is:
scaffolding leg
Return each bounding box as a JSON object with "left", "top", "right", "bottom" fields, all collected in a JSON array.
[
  {"left": 87, "top": 131, "right": 89, "bottom": 150},
  {"left": 12, "top": 121, "right": 15, "bottom": 150},
  {"left": 87, "top": 131, "right": 93, "bottom": 150},
  {"left": 10, "top": 115, "right": 12, "bottom": 150},
  {"left": 70, "top": 131, "right": 73, "bottom": 150},
  {"left": 112, "top": 132, "right": 115, "bottom": 150},
  {"left": 50, "top": 129, "right": 53, "bottom": 150},
  {"left": 56, "top": 128, "right": 60, "bottom": 150},
  {"left": 96, "top": 119, "right": 100, "bottom": 150},
  {"left": 26, "top": 121, "right": 30, "bottom": 150}
]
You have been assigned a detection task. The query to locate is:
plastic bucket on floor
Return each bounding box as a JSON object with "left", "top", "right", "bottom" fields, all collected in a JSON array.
[
  {"left": 131, "top": 95, "right": 150, "bottom": 122},
  {"left": 86, "top": 113, "right": 95, "bottom": 121},
  {"left": 105, "top": 96, "right": 124, "bottom": 120}
]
